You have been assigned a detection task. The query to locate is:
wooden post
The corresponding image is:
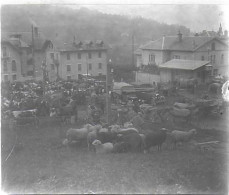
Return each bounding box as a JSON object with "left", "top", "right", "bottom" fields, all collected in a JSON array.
[
  {"left": 31, "top": 25, "right": 35, "bottom": 78},
  {"left": 106, "top": 59, "right": 112, "bottom": 125}
]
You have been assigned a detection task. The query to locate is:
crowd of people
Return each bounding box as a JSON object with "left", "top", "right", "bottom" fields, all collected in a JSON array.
[{"left": 1, "top": 78, "right": 107, "bottom": 120}]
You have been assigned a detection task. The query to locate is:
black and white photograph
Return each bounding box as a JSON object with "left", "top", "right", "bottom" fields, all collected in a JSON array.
[{"left": 1, "top": 1, "right": 229, "bottom": 194}]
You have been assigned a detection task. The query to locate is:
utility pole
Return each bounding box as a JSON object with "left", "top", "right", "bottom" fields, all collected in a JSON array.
[
  {"left": 132, "top": 32, "right": 135, "bottom": 67},
  {"left": 31, "top": 25, "right": 35, "bottom": 78},
  {"left": 42, "top": 57, "right": 47, "bottom": 96},
  {"left": 106, "top": 59, "right": 112, "bottom": 125}
]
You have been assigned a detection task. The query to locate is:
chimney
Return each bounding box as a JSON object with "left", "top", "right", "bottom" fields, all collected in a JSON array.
[
  {"left": 177, "top": 30, "right": 182, "bottom": 42},
  {"left": 224, "top": 30, "right": 228, "bottom": 37},
  {"left": 162, "top": 35, "right": 165, "bottom": 50},
  {"left": 34, "top": 27, "right": 39, "bottom": 38},
  {"left": 73, "top": 36, "right": 76, "bottom": 46}
]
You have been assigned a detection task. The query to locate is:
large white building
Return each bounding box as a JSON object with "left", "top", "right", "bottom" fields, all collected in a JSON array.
[
  {"left": 59, "top": 40, "right": 108, "bottom": 80},
  {"left": 135, "top": 30, "right": 228, "bottom": 84}
]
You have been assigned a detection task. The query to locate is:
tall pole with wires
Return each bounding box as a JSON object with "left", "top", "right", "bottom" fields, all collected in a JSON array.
[
  {"left": 132, "top": 32, "right": 135, "bottom": 67},
  {"left": 106, "top": 59, "right": 112, "bottom": 124},
  {"left": 31, "top": 25, "right": 35, "bottom": 78}
]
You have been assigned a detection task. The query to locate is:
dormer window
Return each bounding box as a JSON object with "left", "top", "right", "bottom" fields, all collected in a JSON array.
[
  {"left": 85, "top": 41, "right": 93, "bottom": 47},
  {"left": 96, "top": 40, "right": 104, "bottom": 47}
]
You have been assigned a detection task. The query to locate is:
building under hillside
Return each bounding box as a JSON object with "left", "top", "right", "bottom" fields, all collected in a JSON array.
[
  {"left": 135, "top": 26, "right": 228, "bottom": 85},
  {"left": 59, "top": 40, "right": 108, "bottom": 80},
  {"left": 1, "top": 26, "right": 108, "bottom": 82}
]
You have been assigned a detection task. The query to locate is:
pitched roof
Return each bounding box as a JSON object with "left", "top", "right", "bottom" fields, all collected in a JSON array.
[
  {"left": 159, "top": 59, "right": 211, "bottom": 70},
  {"left": 2, "top": 31, "right": 48, "bottom": 50},
  {"left": 59, "top": 40, "right": 108, "bottom": 52},
  {"left": 1, "top": 38, "right": 21, "bottom": 52},
  {"left": 140, "top": 36, "right": 216, "bottom": 51},
  {"left": 134, "top": 48, "right": 142, "bottom": 55}
]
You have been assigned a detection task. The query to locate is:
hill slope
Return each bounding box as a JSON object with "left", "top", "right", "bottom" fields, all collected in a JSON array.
[{"left": 1, "top": 5, "right": 191, "bottom": 66}]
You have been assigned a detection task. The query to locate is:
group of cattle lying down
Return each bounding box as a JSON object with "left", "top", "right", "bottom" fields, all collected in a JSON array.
[{"left": 62, "top": 123, "right": 197, "bottom": 154}]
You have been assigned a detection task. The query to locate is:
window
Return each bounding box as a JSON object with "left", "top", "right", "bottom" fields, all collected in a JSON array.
[
  {"left": 98, "top": 51, "right": 102, "bottom": 58},
  {"left": 4, "top": 75, "right": 8, "bottom": 81},
  {"left": 212, "top": 55, "right": 216, "bottom": 64},
  {"left": 12, "top": 74, "right": 17, "bottom": 81},
  {"left": 50, "top": 53, "right": 54, "bottom": 60},
  {"left": 173, "top": 55, "right": 180, "bottom": 59},
  {"left": 88, "top": 63, "right": 92, "bottom": 70},
  {"left": 67, "top": 65, "right": 71, "bottom": 72},
  {"left": 12, "top": 60, "right": 17, "bottom": 71},
  {"left": 213, "top": 69, "right": 218, "bottom": 76},
  {"left": 98, "top": 63, "right": 102, "bottom": 69},
  {"left": 221, "top": 54, "right": 224, "bottom": 64},
  {"left": 51, "top": 64, "right": 55, "bottom": 70},
  {"left": 49, "top": 43, "right": 53, "bottom": 49},
  {"left": 88, "top": 52, "right": 92, "bottom": 59},
  {"left": 56, "top": 53, "right": 59, "bottom": 60},
  {"left": 67, "top": 53, "right": 70, "bottom": 60},
  {"left": 211, "top": 42, "right": 215, "bottom": 51},
  {"left": 78, "top": 64, "right": 82, "bottom": 71},
  {"left": 67, "top": 76, "right": 71, "bottom": 80},
  {"left": 2, "top": 46, "right": 7, "bottom": 56},
  {"left": 78, "top": 53, "right": 81, "bottom": 59},
  {"left": 201, "top": 56, "right": 205, "bottom": 61},
  {"left": 3, "top": 60, "right": 7, "bottom": 72},
  {"left": 149, "top": 54, "right": 155, "bottom": 62}
]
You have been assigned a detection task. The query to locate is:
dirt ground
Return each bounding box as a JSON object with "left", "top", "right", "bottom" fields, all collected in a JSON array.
[{"left": 1, "top": 111, "right": 228, "bottom": 194}]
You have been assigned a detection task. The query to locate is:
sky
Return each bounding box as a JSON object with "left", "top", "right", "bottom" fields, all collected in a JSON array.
[
  {"left": 70, "top": 4, "right": 229, "bottom": 32},
  {"left": 1, "top": 0, "right": 229, "bottom": 32}
]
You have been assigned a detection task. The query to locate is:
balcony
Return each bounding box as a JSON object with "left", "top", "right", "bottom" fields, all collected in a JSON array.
[{"left": 139, "top": 64, "right": 160, "bottom": 75}]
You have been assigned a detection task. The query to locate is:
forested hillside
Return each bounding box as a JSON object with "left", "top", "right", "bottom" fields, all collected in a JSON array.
[{"left": 1, "top": 5, "right": 191, "bottom": 66}]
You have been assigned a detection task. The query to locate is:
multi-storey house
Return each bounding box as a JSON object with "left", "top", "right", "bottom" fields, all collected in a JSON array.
[
  {"left": 59, "top": 40, "right": 107, "bottom": 80},
  {"left": 136, "top": 29, "right": 228, "bottom": 83},
  {"left": 1, "top": 37, "right": 24, "bottom": 82}
]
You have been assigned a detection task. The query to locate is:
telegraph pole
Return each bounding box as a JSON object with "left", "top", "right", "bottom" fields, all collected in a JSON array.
[
  {"left": 106, "top": 59, "right": 112, "bottom": 124},
  {"left": 31, "top": 25, "right": 35, "bottom": 78},
  {"left": 132, "top": 32, "right": 135, "bottom": 67},
  {"left": 42, "top": 58, "right": 47, "bottom": 96}
]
